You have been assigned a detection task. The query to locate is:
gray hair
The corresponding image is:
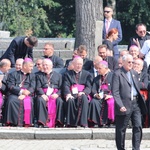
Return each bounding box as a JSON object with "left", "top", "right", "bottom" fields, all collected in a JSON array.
[{"left": 122, "top": 54, "right": 133, "bottom": 61}]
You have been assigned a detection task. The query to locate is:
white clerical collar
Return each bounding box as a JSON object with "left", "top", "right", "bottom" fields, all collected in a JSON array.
[
  {"left": 21, "top": 70, "right": 27, "bottom": 75},
  {"left": 74, "top": 70, "right": 80, "bottom": 74},
  {"left": 93, "top": 68, "right": 97, "bottom": 72},
  {"left": 47, "top": 71, "right": 53, "bottom": 75}
]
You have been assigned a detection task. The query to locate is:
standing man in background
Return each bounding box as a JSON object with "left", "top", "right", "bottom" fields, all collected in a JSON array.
[
  {"left": 103, "top": 5, "right": 122, "bottom": 59},
  {"left": 42, "top": 42, "right": 64, "bottom": 68},
  {"left": 128, "top": 23, "right": 150, "bottom": 50},
  {"left": 0, "top": 36, "right": 38, "bottom": 68}
]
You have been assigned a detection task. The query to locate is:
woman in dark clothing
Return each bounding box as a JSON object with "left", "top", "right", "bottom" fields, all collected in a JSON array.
[{"left": 103, "top": 28, "right": 118, "bottom": 57}]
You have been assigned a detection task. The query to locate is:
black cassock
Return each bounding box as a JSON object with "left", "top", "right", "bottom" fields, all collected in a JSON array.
[
  {"left": 88, "top": 71, "right": 113, "bottom": 127},
  {"left": 5, "top": 70, "right": 35, "bottom": 126},
  {"left": 63, "top": 70, "right": 92, "bottom": 127},
  {"left": 35, "top": 71, "right": 64, "bottom": 126}
]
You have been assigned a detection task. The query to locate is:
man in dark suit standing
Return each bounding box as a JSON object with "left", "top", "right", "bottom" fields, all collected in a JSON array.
[
  {"left": 112, "top": 54, "right": 147, "bottom": 150},
  {"left": 0, "top": 36, "right": 38, "bottom": 67},
  {"left": 103, "top": 5, "right": 122, "bottom": 59}
]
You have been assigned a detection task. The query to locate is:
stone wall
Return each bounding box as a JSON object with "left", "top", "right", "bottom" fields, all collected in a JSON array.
[{"left": 0, "top": 38, "right": 128, "bottom": 62}]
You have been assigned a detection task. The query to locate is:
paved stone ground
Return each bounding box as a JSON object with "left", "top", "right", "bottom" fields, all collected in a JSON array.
[{"left": 0, "top": 139, "right": 149, "bottom": 150}]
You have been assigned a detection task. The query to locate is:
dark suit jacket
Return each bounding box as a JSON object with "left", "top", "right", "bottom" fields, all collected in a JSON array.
[
  {"left": 0, "top": 36, "right": 33, "bottom": 67},
  {"left": 102, "top": 39, "right": 114, "bottom": 52},
  {"left": 128, "top": 34, "right": 150, "bottom": 50},
  {"left": 106, "top": 56, "right": 119, "bottom": 71},
  {"left": 112, "top": 67, "right": 147, "bottom": 116},
  {"left": 82, "top": 58, "right": 93, "bottom": 71},
  {"left": 64, "top": 59, "right": 72, "bottom": 68},
  {"left": 88, "top": 68, "right": 95, "bottom": 80},
  {"left": 43, "top": 55, "right": 64, "bottom": 68},
  {"left": 103, "top": 19, "right": 122, "bottom": 55},
  {"left": 137, "top": 71, "right": 149, "bottom": 90}
]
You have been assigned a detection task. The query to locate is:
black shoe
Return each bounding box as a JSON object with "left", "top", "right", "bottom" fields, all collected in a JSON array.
[
  {"left": 38, "top": 124, "right": 44, "bottom": 128},
  {"left": 38, "top": 124, "right": 49, "bottom": 128},
  {"left": 80, "top": 125, "right": 88, "bottom": 128}
]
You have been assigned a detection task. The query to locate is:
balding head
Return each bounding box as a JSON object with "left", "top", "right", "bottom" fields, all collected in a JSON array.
[
  {"left": 129, "top": 45, "right": 139, "bottom": 59},
  {"left": 119, "top": 50, "right": 129, "bottom": 57},
  {"left": 42, "top": 59, "right": 53, "bottom": 74},
  {"left": 72, "top": 57, "right": 83, "bottom": 73},
  {"left": 0, "top": 59, "right": 11, "bottom": 73},
  {"left": 93, "top": 56, "right": 103, "bottom": 69},
  {"left": 133, "top": 58, "right": 144, "bottom": 73},
  {"left": 15, "top": 58, "right": 24, "bottom": 71}
]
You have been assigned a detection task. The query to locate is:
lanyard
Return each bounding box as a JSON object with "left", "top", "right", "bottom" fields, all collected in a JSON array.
[
  {"left": 19, "top": 74, "right": 26, "bottom": 87},
  {"left": 46, "top": 73, "right": 53, "bottom": 86}
]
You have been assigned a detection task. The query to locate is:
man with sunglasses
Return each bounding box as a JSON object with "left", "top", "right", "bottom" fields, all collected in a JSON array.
[
  {"left": 128, "top": 23, "right": 150, "bottom": 50},
  {"left": 103, "top": 5, "right": 122, "bottom": 59},
  {"left": 0, "top": 36, "right": 38, "bottom": 68},
  {"left": 112, "top": 54, "right": 147, "bottom": 150}
]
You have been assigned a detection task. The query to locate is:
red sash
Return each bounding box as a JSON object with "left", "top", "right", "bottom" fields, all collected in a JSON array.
[{"left": 140, "top": 89, "right": 148, "bottom": 101}]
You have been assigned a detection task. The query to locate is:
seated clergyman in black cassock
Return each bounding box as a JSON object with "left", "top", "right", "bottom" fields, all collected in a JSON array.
[
  {"left": 35, "top": 58, "right": 64, "bottom": 128},
  {"left": 5, "top": 58, "right": 35, "bottom": 127},
  {"left": 63, "top": 56, "right": 92, "bottom": 127},
  {"left": 88, "top": 61, "right": 114, "bottom": 127}
]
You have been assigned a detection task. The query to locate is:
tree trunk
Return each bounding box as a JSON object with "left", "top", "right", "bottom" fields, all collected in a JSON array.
[{"left": 75, "top": 0, "right": 103, "bottom": 60}]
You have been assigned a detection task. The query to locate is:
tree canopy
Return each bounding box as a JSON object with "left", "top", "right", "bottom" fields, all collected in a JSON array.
[{"left": 0, "top": 0, "right": 60, "bottom": 37}]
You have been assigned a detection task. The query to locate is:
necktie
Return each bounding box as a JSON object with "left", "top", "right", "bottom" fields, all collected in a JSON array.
[{"left": 105, "top": 20, "right": 109, "bottom": 34}]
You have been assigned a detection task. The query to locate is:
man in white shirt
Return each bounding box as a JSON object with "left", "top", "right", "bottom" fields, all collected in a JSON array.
[{"left": 139, "top": 40, "right": 150, "bottom": 67}]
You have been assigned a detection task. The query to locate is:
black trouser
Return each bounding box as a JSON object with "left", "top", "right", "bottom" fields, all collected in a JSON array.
[{"left": 115, "top": 100, "right": 142, "bottom": 150}]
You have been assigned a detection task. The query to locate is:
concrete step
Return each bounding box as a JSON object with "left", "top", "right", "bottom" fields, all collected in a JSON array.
[{"left": 0, "top": 127, "right": 149, "bottom": 140}]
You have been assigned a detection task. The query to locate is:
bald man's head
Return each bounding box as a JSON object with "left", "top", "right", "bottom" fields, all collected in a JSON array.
[
  {"left": 0, "top": 59, "right": 11, "bottom": 73},
  {"left": 72, "top": 57, "right": 83, "bottom": 73},
  {"left": 42, "top": 59, "right": 53, "bottom": 74},
  {"left": 15, "top": 58, "right": 24, "bottom": 71}
]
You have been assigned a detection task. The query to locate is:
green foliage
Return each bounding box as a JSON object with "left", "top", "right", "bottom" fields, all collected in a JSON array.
[
  {"left": 116, "top": 0, "right": 150, "bottom": 44},
  {"left": 0, "top": 0, "right": 60, "bottom": 37},
  {"left": 46, "top": 0, "right": 75, "bottom": 38}
]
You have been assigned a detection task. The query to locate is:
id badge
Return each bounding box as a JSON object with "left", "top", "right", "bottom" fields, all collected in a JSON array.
[
  {"left": 99, "top": 91, "right": 104, "bottom": 99},
  {"left": 46, "top": 87, "right": 54, "bottom": 96},
  {"left": 72, "top": 87, "right": 78, "bottom": 94}
]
